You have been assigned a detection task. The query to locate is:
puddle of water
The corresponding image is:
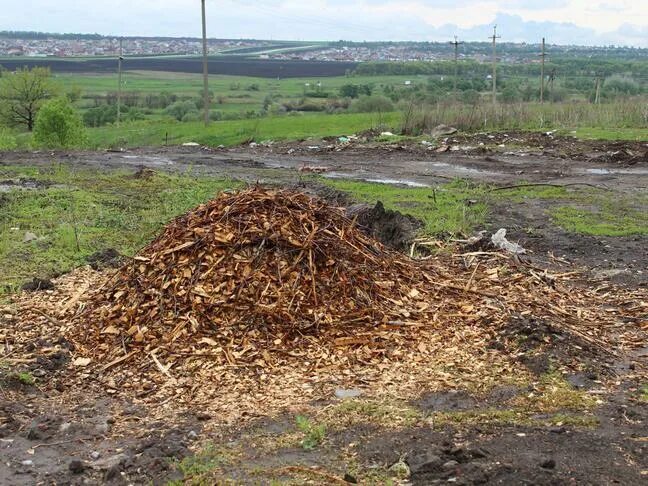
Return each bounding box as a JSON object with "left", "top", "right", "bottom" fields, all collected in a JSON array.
[
  {"left": 427, "top": 162, "right": 499, "bottom": 176},
  {"left": 121, "top": 155, "right": 174, "bottom": 165},
  {"left": 585, "top": 167, "right": 648, "bottom": 176},
  {"left": 364, "top": 178, "right": 430, "bottom": 188},
  {"left": 324, "top": 172, "right": 430, "bottom": 188}
]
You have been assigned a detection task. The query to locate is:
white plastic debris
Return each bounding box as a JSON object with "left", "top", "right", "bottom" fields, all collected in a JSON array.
[
  {"left": 491, "top": 229, "right": 526, "bottom": 255},
  {"left": 380, "top": 131, "right": 395, "bottom": 137},
  {"left": 182, "top": 142, "right": 200, "bottom": 147}
]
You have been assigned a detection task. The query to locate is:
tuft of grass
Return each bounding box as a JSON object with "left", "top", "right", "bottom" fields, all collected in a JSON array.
[
  {"left": 295, "top": 415, "right": 326, "bottom": 450},
  {"left": 638, "top": 385, "right": 648, "bottom": 403},
  {"left": 169, "top": 443, "right": 235, "bottom": 486},
  {"left": 510, "top": 372, "right": 598, "bottom": 413},
  {"left": 16, "top": 372, "right": 35, "bottom": 386}
]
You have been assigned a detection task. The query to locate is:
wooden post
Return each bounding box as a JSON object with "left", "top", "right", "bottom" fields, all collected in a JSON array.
[
  {"left": 449, "top": 36, "right": 464, "bottom": 102},
  {"left": 490, "top": 26, "right": 501, "bottom": 105},
  {"left": 201, "top": 0, "right": 210, "bottom": 126},
  {"left": 540, "top": 37, "right": 545, "bottom": 104},
  {"left": 117, "top": 38, "right": 123, "bottom": 127}
]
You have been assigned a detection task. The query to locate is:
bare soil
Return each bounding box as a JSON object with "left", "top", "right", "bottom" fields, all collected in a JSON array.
[{"left": 1, "top": 134, "right": 646, "bottom": 484}]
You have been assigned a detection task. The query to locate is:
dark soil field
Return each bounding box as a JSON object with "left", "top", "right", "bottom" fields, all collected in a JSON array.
[
  {"left": 1, "top": 133, "right": 646, "bottom": 485},
  {"left": 0, "top": 57, "right": 358, "bottom": 78}
]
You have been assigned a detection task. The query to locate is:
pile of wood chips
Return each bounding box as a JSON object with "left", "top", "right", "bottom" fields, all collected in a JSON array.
[{"left": 2, "top": 187, "right": 646, "bottom": 419}]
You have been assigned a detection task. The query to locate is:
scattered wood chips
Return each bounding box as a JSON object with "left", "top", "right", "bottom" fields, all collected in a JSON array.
[{"left": 2, "top": 187, "right": 646, "bottom": 423}]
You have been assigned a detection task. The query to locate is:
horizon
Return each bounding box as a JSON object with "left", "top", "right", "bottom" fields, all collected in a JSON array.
[
  {"left": 1, "top": 1, "right": 646, "bottom": 48},
  {"left": 2, "top": 30, "right": 646, "bottom": 51}
]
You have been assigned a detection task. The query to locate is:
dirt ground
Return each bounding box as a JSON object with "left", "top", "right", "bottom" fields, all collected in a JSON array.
[{"left": 1, "top": 132, "right": 647, "bottom": 485}]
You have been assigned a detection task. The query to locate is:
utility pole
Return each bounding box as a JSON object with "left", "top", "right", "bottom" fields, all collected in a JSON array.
[
  {"left": 449, "top": 36, "right": 464, "bottom": 102},
  {"left": 548, "top": 68, "right": 556, "bottom": 101},
  {"left": 539, "top": 37, "right": 546, "bottom": 104},
  {"left": 201, "top": 0, "right": 210, "bottom": 126},
  {"left": 490, "top": 25, "right": 501, "bottom": 105},
  {"left": 594, "top": 74, "right": 601, "bottom": 104},
  {"left": 117, "top": 38, "right": 123, "bottom": 127}
]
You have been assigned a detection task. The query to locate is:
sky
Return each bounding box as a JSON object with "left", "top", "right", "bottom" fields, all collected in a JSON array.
[{"left": 1, "top": 0, "right": 647, "bottom": 47}]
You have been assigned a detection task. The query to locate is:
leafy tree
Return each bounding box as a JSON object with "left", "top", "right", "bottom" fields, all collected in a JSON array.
[
  {"left": 0, "top": 67, "right": 58, "bottom": 131},
  {"left": 339, "top": 84, "right": 372, "bottom": 98},
  {"left": 33, "top": 97, "right": 86, "bottom": 148}
]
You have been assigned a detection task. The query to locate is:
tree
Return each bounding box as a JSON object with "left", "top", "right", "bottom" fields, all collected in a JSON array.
[
  {"left": 0, "top": 67, "right": 58, "bottom": 131},
  {"left": 33, "top": 97, "right": 87, "bottom": 148}
]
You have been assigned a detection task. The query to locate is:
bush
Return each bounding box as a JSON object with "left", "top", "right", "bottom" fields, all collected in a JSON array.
[
  {"left": 461, "top": 89, "right": 481, "bottom": 104},
  {"left": 351, "top": 95, "right": 394, "bottom": 113},
  {"left": 603, "top": 75, "right": 642, "bottom": 99},
  {"left": 339, "top": 84, "right": 372, "bottom": 98},
  {"left": 33, "top": 97, "right": 87, "bottom": 148},
  {"left": 83, "top": 105, "right": 144, "bottom": 127},
  {"left": 181, "top": 111, "right": 201, "bottom": 122},
  {"left": 165, "top": 101, "right": 199, "bottom": 121}
]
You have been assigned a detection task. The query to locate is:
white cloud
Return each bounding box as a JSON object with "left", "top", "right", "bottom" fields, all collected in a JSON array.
[{"left": 0, "top": 1, "right": 645, "bottom": 46}]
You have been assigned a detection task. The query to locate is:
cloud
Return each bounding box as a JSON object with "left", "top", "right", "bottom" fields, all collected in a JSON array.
[{"left": 0, "top": 1, "right": 645, "bottom": 46}]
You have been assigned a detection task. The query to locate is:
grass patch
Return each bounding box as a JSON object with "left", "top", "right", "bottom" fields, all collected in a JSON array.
[
  {"left": 0, "top": 165, "right": 241, "bottom": 293},
  {"left": 434, "top": 372, "right": 599, "bottom": 428},
  {"left": 511, "top": 372, "right": 598, "bottom": 413},
  {"left": 552, "top": 204, "right": 648, "bottom": 236},
  {"left": 638, "top": 385, "right": 648, "bottom": 403},
  {"left": 169, "top": 443, "right": 236, "bottom": 486},
  {"left": 321, "top": 178, "right": 488, "bottom": 236},
  {"left": 573, "top": 127, "right": 648, "bottom": 141},
  {"left": 81, "top": 112, "right": 398, "bottom": 150},
  {"left": 492, "top": 185, "right": 648, "bottom": 237},
  {"left": 325, "top": 399, "right": 424, "bottom": 428},
  {"left": 434, "top": 409, "right": 598, "bottom": 427}
]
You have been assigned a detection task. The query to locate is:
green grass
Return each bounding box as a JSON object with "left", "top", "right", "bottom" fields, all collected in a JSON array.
[
  {"left": 574, "top": 127, "right": 648, "bottom": 141},
  {"left": 295, "top": 416, "right": 326, "bottom": 450},
  {"left": 552, "top": 204, "right": 648, "bottom": 236},
  {"left": 493, "top": 185, "right": 648, "bottom": 237},
  {"left": 321, "top": 178, "right": 488, "bottom": 236},
  {"left": 0, "top": 165, "right": 240, "bottom": 293},
  {"left": 29, "top": 112, "right": 398, "bottom": 150},
  {"left": 169, "top": 443, "right": 235, "bottom": 486}
]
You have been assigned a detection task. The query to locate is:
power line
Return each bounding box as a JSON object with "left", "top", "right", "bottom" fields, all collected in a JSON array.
[
  {"left": 201, "top": 0, "right": 210, "bottom": 126},
  {"left": 489, "top": 25, "right": 501, "bottom": 105},
  {"left": 449, "top": 36, "right": 464, "bottom": 102},
  {"left": 117, "top": 38, "right": 123, "bottom": 127},
  {"left": 539, "top": 37, "right": 546, "bottom": 104}
]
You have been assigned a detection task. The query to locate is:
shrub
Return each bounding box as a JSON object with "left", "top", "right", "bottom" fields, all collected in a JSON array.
[
  {"left": 181, "top": 111, "right": 201, "bottom": 122},
  {"left": 351, "top": 95, "right": 394, "bottom": 113},
  {"left": 33, "top": 97, "right": 87, "bottom": 148},
  {"left": 165, "top": 101, "right": 199, "bottom": 121}
]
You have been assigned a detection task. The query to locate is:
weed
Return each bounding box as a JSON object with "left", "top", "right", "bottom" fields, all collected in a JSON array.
[
  {"left": 295, "top": 415, "right": 326, "bottom": 450},
  {"left": 327, "top": 399, "right": 423, "bottom": 428},
  {"left": 638, "top": 385, "right": 648, "bottom": 403},
  {"left": 170, "top": 443, "right": 234, "bottom": 485},
  {"left": 16, "top": 372, "right": 35, "bottom": 386}
]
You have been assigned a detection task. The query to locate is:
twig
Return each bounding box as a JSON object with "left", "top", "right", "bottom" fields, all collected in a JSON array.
[{"left": 490, "top": 182, "right": 610, "bottom": 192}]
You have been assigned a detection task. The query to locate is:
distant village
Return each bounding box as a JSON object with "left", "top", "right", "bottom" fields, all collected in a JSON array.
[
  {"left": 0, "top": 37, "right": 269, "bottom": 57},
  {"left": 0, "top": 34, "right": 641, "bottom": 63}
]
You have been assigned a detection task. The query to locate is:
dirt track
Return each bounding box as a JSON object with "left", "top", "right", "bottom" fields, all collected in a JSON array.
[
  {"left": 1, "top": 135, "right": 647, "bottom": 485},
  {"left": 2, "top": 132, "right": 646, "bottom": 286}
]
